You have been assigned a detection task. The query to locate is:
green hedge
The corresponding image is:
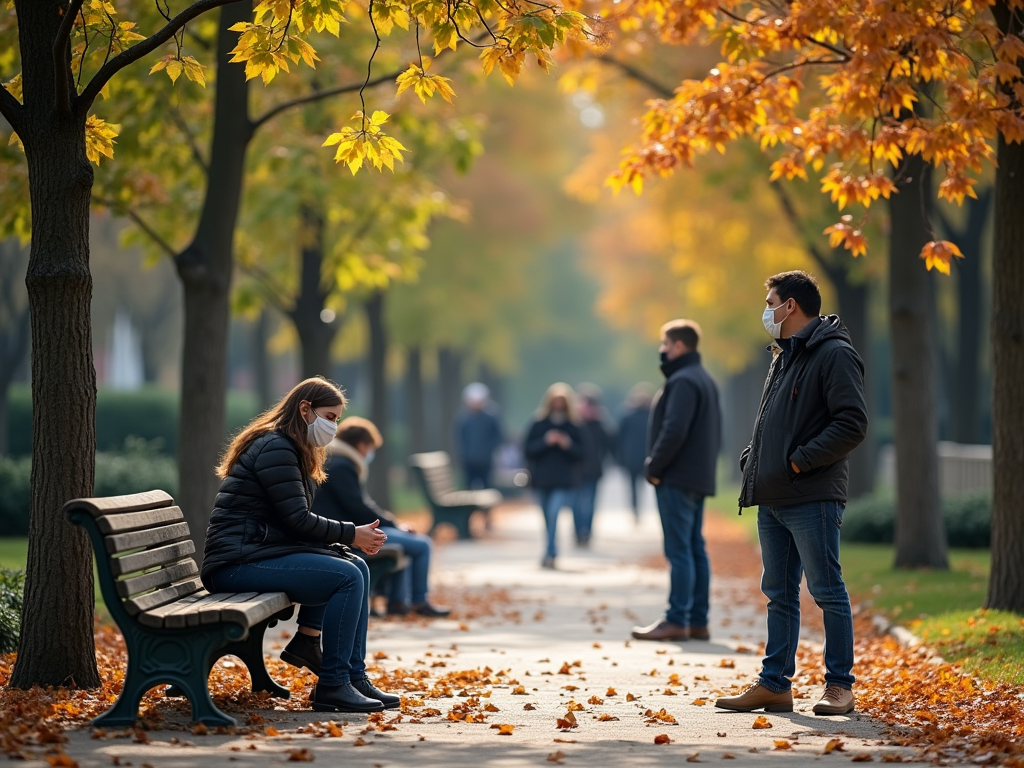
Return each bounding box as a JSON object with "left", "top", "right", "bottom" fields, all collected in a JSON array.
[
  {"left": 5, "top": 385, "right": 261, "bottom": 458},
  {"left": 842, "top": 491, "right": 991, "bottom": 548},
  {"left": 0, "top": 440, "right": 177, "bottom": 536},
  {"left": 0, "top": 568, "right": 25, "bottom": 653}
]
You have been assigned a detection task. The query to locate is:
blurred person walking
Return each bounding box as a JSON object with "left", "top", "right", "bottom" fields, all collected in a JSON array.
[
  {"left": 523, "top": 383, "right": 584, "bottom": 569},
  {"left": 716, "top": 271, "right": 866, "bottom": 717},
  {"left": 633, "top": 320, "right": 721, "bottom": 643},
  {"left": 573, "top": 384, "right": 613, "bottom": 547},
  {"left": 456, "top": 382, "right": 504, "bottom": 489},
  {"left": 313, "top": 417, "right": 450, "bottom": 618},
  {"left": 616, "top": 383, "right": 654, "bottom": 521}
]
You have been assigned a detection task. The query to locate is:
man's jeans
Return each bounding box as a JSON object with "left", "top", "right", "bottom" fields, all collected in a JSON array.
[
  {"left": 572, "top": 482, "right": 598, "bottom": 543},
  {"left": 464, "top": 463, "right": 492, "bottom": 490},
  {"left": 757, "top": 501, "right": 855, "bottom": 692},
  {"left": 536, "top": 488, "right": 577, "bottom": 558},
  {"left": 378, "top": 528, "right": 432, "bottom": 606},
  {"left": 208, "top": 553, "right": 369, "bottom": 687},
  {"left": 655, "top": 485, "right": 710, "bottom": 628}
]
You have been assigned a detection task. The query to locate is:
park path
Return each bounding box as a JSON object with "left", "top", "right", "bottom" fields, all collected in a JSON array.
[{"left": 52, "top": 470, "right": 916, "bottom": 767}]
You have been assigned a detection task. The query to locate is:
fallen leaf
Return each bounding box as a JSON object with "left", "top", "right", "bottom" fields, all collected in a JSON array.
[
  {"left": 524, "top": 703, "right": 537, "bottom": 710},
  {"left": 823, "top": 739, "right": 845, "bottom": 754},
  {"left": 567, "top": 701, "right": 585, "bottom": 712},
  {"left": 556, "top": 711, "right": 578, "bottom": 730},
  {"left": 266, "top": 727, "right": 281, "bottom": 737},
  {"left": 626, "top": 693, "right": 637, "bottom": 702},
  {"left": 774, "top": 740, "right": 792, "bottom": 750},
  {"left": 719, "top": 659, "right": 736, "bottom": 669},
  {"left": 606, "top": 688, "right": 617, "bottom": 696},
  {"left": 512, "top": 686, "right": 527, "bottom": 695},
  {"left": 722, "top": 753, "right": 736, "bottom": 760},
  {"left": 654, "top": 734, "right": 672, "bottom": 744},
  {"left": 547, "top": 751, "right": 566, "bottom": 763},
  {"left": 717, "top": 732, "right": 726, "bottom": 737},
  {"left": 352, "top": 737, "right": 368, "bottom": 746},
  {"left": 494, "top": 724, "right": 514, "bottom": 735},
  {"left": 752, "top": 716, "right": 772, "bottom": 729},
  {"left": 588, "top": 696, "right": 604, "bottom": 705},
  {"left": 554, "top": 738, "right": 577, "bottom": 743},
  {"left": 190, "top": 723, "right": 208, "bottom": 736},
  {"left": 693, "top": 698, "right": 708, "bottom": 706},
  {"left": 484, "top": 703, "right": 500, "bottom": 712},
  {"left": 851, "top": 756, "right": 874, "bottom": 763},
  {"left": 687, "top": 755, "right": 701, "bottom": 763},
  {"left": 45, "top": 754, "right": 77, "bottom": 768},
  {"left": 598, "top": 714, "right": 619, "bottom": 722},
  {"left": 287, "top": 748, "right": 315, "bottom": 762}
]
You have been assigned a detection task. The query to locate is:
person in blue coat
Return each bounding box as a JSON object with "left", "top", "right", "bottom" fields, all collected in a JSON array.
[
  {"left": 456, "top": 383, "right": 504, "bottom": 489},
  {"left": 616, "top": 383, "right": 654, "bottom": 521}
]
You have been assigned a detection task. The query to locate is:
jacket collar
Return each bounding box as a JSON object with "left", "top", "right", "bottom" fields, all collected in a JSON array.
[
  {"left": 328, "top": 439, "right": 366, "bottom": 480},
  {"left": 661, "top": 350, "right": 701, "bottom": 379}
]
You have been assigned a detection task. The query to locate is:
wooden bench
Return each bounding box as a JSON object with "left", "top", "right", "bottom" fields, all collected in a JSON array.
[{"left": 408, "top": 451, "right": 502, "bottom": 540}]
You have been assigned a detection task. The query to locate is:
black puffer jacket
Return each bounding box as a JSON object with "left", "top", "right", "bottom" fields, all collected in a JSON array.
[
  {"left": 523, "top": 417, "right": 584, "bottom": 489},
  {"left": 201, "top": 430, "right": 356, "bottom": 584},
  {"left": 738, "top": 315, "right": 868, "bottom": 509}
]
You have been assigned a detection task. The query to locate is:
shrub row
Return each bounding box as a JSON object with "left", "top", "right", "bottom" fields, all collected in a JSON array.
[
  {"left": 842, "top": 491, "right": 991, "bottom": 548},
  {"left": 0, "top": 569, "right": 25, "bottom": 653}
]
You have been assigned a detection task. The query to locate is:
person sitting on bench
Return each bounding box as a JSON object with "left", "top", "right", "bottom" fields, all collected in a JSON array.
[
  {"left": 314, "top": 417, "right": 450, "bottom": 618},
  {"left": 201, "top": 377, "right": 399, "bottom": 714}
]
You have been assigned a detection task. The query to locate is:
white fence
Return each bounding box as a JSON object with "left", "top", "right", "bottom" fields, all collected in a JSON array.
[{"left": 877, "top": 442, "right": 992, "bottom": 497}]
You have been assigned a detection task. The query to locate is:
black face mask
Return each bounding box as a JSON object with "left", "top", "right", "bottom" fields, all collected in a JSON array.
[{"left": 659, "top": 351, "right": 669, "bottom": 366}]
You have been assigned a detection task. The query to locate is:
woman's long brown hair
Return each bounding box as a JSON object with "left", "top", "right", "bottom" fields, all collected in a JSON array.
[{"left": 216, "top": 377, "right": 347, "bottom": 483}]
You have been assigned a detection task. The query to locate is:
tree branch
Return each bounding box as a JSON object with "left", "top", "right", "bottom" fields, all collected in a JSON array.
[
  {"left": 238, "top": 262, "right": 292, "bottom": 313},
  {"left": 95, "top": 198, "right": 178, "bottom": 259},
  {"left": 250, "top": 69, "right": 402, "bottom": 132},
  {"left": 168, "top": 105, "right": 209, "bottom": 174},
  {"left": 53, "top": 0, "right": 86, "bottom": 114},
  {"left": 594, "top": 54, "right": 674, "bottom": 98},
  {"left": 0, "top": 84, "right": 22, "bottom": 130},
  {"left": 769, "top": 179, "right": 837, "bottom": 279},
  {"left": 77, "top": 0, "right": 243, "bottom": 112}
]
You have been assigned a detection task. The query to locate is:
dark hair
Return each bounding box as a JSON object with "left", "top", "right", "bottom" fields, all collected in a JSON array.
[
  {"left": 766, "top": 271, "right": 821, "bottom": 317},
  {"left": 337, "top": 416, "right": 384, "bottom": 449},
  {"left": 661, "top": 319, "right": 701, "bottom": 350}
]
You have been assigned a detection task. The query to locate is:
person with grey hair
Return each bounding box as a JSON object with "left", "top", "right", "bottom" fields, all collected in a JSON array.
[{"left": 456, "top": 382, "right": 504, "bottom": 490}]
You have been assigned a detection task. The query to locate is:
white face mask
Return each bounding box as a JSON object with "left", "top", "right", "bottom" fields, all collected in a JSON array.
[
  {"left": 365, "top": 448, "right": 376, "bottom": 465},
  {"left": 762, "top": 301, "right": 791, "bottom": 340},
  {"left": 307, "top": 409, "right": 337, "bottom": 448}
]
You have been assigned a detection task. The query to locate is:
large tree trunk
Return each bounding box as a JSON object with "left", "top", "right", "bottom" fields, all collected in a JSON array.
[
  {"left": 406, "top": 346, "right": 426, "bottom": 457},
  {"left": 9, "top": 0, "right": 100, "bottom": 688},
  {"left": 986, "top": 0, "right": 1024, "bottom": 613},
  {"left": 889, "top": 155, "right": 947, "bottom": 569},
  {"left": 174, "top": 3, "right": 252, "bottom": 565},
  {"left": 437, "top": 346, "right": 463, "bottom": 458},
  {"left": 288, "top": 206, "right": 337, "bottom": 380},
  {"left": 832, "top": 276, "right": 875, "bottom": 498},
  {"left": 365, "top": 292, "right": 391, "bottom": 509}
]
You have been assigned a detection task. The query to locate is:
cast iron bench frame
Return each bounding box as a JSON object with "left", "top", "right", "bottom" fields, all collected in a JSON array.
[{"left": 408, "top": 451, "right": 502, "bottom": 540}]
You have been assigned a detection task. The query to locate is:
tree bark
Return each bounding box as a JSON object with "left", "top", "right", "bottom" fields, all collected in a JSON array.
[
  {"left": 889, "top": 155, "right": 948, "bottom": 569},
  {"left": 437, "top": 346, "right": 463, "bottom": 458},
  {"left": 365, "top": 292, "right": 391, "bottom": 509},
  {"left": 9, "top": 0, "right": 100, "bottom": 689},
  {"left": 406, "top": 346, "right": 426, "bottom": 457},
  {"left": 287, "top": 205, "right": 338, "bottom": 380},
  {"left": 174, "top": 2, "right": 253, "bottom": 565},
  {"left": 986, "top": 0, "right": 1024, "bottom": 613}
]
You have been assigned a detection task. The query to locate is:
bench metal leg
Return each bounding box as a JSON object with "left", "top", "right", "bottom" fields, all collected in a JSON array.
[
  {"left": 430, "top": 507, "right": 476, "bottom": 540},
  {"left": 220, "top": 610, "right": 293, "bottom": 700}
]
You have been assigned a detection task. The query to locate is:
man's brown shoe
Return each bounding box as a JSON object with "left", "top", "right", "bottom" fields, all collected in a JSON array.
[
  {"left": 715, "top": 682, "right": 793, "bottom": 712},
  {"left": 812, "top": 685, "right": 854, "bottom": 715},
  {"left": 688, "top": 626, "right": 710, "bottom": 641},
  {"left": 631, "top": 620, "right": 689, "bottom": 641}
]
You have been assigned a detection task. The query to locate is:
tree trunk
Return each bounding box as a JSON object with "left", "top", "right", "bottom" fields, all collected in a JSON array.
[
  {"left": 288, "top": 205, "right": 337, "bottom": 380},
  {"left": 252, "top": 308, "right": 274, "bottom": 410},
  {"left": 365, "top": 292, "right": 391, "bottom": 509},
  {"left": 10, "top": 0, "right": 100, "bottom": 688},
  {"left": 832, "top": 278, "right": 875, "bottom": 498},
  {"left": 174, "top": 3, "right": 252, "bottom": 565},
  {"left": 437, "top": 347, "right": 463, "bottom": 458},
  {"left": 889, "top": 155, "right": 947, "bottom": 569},
  {"left": 986, "top": 0, "right": 1024, "bottom": 613},
  {"left": 948, "top": 190, "right": 992, "bottom": 445},
  {"left": 406, "top": 346, "right": 426, "bottom": 457}
]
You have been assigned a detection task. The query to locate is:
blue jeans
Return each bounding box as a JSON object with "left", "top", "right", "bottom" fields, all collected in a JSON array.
[
  {"left": 572, "top": 482, "right": 598, "bottom": 542},
  {"left": 536, "top": 488, "right": 577, "bottom": 558},
  {"left": 655, "top": 485, "right": 710, "bottom": 628},
  {"left": 207, "top": 553, "right": 369, "bottom": 687},
  {"left": 757, "top": 501, "right": 855, "bottom": 692},
  {"left": 464, "top": 464, "right": 492, "bottom": 490},
  {"left": 379, "top": 528, "right": 432, "bottom": 605}
]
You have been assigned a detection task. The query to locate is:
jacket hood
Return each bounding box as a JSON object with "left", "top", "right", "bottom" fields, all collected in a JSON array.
[
  {"left": 805, "top": 314, "right": 852, "bottom": 350},
  {"left": 327, "top": 439, "right": 366, "bottom": 480}
]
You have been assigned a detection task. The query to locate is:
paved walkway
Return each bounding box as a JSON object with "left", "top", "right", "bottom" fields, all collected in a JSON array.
[{"left": 53, "top": 471, "right": 915, "bottom": 766}]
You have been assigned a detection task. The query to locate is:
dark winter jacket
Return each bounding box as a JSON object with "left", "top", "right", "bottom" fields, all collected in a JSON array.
[
  {"left": 645, "top": 351, "right": 722, "bottom": 497},
  {"left": 201, "top": 430, "right": 356, "bottom": 584},
  {"left": 616, "top": 406, "right": 651, "bottom": 475},
  {"left": 579, "top": 418, "right": 613, "bottom": 484},
  {"left": 456, "top": 409, "right": 504, "bottom": 469},
  {"left": 312, "top": 441, "right": 399, "bottom": 529},
  {"left": 523, "top": 416, "right": 584, "bottom": 489},
  {"left": 738, "top": 315, "right": 868, "bottom": 509}
]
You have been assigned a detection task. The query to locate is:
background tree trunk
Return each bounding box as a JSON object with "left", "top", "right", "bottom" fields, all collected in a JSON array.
[
  {"left": 406, "top": 346, "right": 426, "bottom": 458},
  {"left": 889, "top": 155, "right": 948, "bottom": 569},
  {"left": 366, "top": 292, "right": 391, "bottom": 509},
  {"left": 174, "top": 3, "right": 252, "bottom": 565},
  {"left": 252, "top": 308, "right": 274, "bottom": 410},
  {"left": 0, "top": 239, "right": 31, "bottom": 458},
  {"left": 437, "top": 346, "right": 463, "bottom": 459},
  {"left": 986, "top": 0, "right": 1024, "bottom": 613},
  {"left": 10, "top": 0, "right": 100, "bottom": 687},
  {"left": 287, "top": 206, "right": 337, "bottom": 379}
]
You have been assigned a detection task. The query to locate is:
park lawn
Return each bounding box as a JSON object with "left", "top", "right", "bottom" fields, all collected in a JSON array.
[{"left": 911, "top": 610, "right": 1024, "bottom": 685}]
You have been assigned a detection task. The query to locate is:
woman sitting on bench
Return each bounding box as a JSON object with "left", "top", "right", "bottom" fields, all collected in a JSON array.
[{"left": 201, "top": 377, "right": 398, "bottom": 714}]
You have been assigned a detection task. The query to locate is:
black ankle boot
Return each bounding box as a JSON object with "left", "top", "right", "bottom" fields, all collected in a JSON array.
[
  {"left": 352, "top": 677, "right": 401, "bottom": 709},
  {"left": 312, "top": 682, "right": 385, "bottom": 713},
  {"left": 280, "top": 632, "right": 322, "bottom": 675}
]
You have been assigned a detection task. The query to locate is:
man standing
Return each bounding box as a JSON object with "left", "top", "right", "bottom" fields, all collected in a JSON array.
[
  {"left": 716, "top": 271, "right": 867, "bottom": 717},
  {"left": 573, "top": 384, "right": 613, "bottom": 547},
  {"left": 632, "top": 320, "right": 721, "bottom": 642},
  {"left": 456, "top": 383, "right": 503, "bottom": 490},
  {"left": 616, "top": 383, "right": 654, "bottom": 522}
]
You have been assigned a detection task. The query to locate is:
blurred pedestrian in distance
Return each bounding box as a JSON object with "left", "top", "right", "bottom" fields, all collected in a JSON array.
[
  {"left": 523, "top": 383, "right": 584, "bottom": 569},
  {"left": 573, "top": 383, "right": 614, "bottom": 547},
  {"left": 616, "top": 383, "right": 655, "bottom": 521},
  {"left": 456, "top": 382, "right": 503, "bottom": 490},
  {"left": 633, "top": 319, "right": 722, "bottom": 643},
  {"left": 313, "top": 417, "right": 450, "bottom": 618}
]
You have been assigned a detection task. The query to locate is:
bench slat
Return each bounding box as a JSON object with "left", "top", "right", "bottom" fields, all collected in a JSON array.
[
  {"left": 209, "top": 593, "right": 292, "bottom": 628},
  {"left": 64, "top": 490, "right": 175, "bottom": 518},
  {"left": 110, "top": 540, "right": 196, "bottom": 576},
  {"left": 116, "top": 560, "right": 199, "bottom": 599},
  {"left": 190, "top": 591, "right": 262, "bottom": 626},
  {"left": 136, "top": 590, "right": 211, "bottom": 628},
  {"left": 123, "top": 578, "right": 205, "bottom": 616},
  {"left": 97, "top": 506, "right": 185, "bottom": 535},
  {"left": 104, "top": 522, "right": 191, "bottom": 555}
]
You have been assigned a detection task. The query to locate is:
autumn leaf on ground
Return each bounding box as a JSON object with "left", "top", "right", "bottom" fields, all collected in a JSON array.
[
  {"left": 719, "top": 659, "right": 735, "bottom": 669},
  {"left": 44, "top": 753, "right": 77, "bottom": 768},
  {"left": 588, "top": 696, "right": 604, "bottom": 705},
  {"left": 566, "top": 700, "right": 584, "bottom": 712},
  {"left": 598, "top": 714, "right": 619, "bottom": 721},
  {"left": 491, "top": 724, "right": 514, "bottom": 735},
  {"left": 654, "top": 733, "right": 672, "bottom": 744},
  {"left": 686, "top": 755, "right": 701, "bottom": 763},
  {"left": 352, "top": 737, "right": 369, "bottom": 746},
  {"left": 851, "top": 756, "right": 874, "bottom": 762},
  {"left": 606, "top": 688, "right": 617, "bottom": 696},
  {"left": 722, "top": 753, "right": 736, "bottom": 759},
  {"left": 524, "top": 703, "right": 537, "bottom": 710},
  {"left": 626, "top": 693, "right": 637, "bottom": 701},
  {"left": 554, "top": 738, "right": 577, "bottom": 744},
  {"left": 822, "top": 739, "right": 845, "bottom": 754},
  {"left": 512, "top": 686, "right": 527, "bottom": 695},
  {"left": 484, "top": 703, "right": 500, "bottom": 712},
  {"left": 547, "top": 751, "right": 566, "bottom": 763},
  {"left": 752, "top": 716, "right": 772, "bottom": 729},
  {"left": 191, "top": 723, "right": 209, "bottom": 736},
  {"left": 556, "top": 710, "right": 578, "bottom": 730},
  {"left": 692, "top": 698, "right": 708, "bottom": 706},
  {"left": 774, "top": 740, "right": 792, "bottom": 750},
  {"left": 558, "top": 662, "right": 573, "bottom": 675},
  {"left": 287, "top": 748, "right": 315, "bottom": 762},
  {"left": 266, "top": 726, "right": 281, "bottom": 737}
]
